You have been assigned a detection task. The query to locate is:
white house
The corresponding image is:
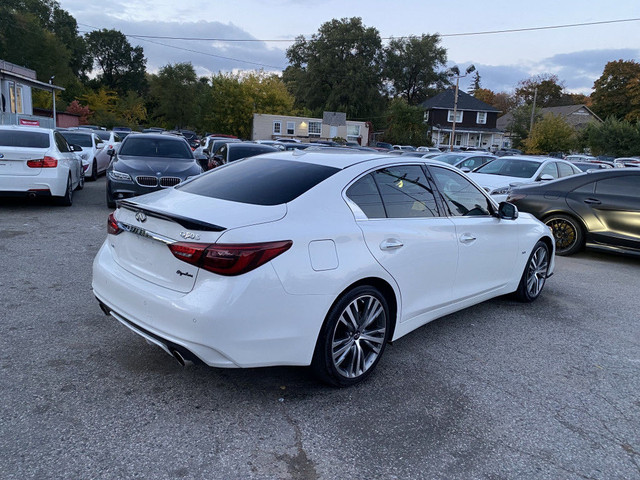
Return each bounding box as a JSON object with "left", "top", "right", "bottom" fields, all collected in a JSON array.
[{"left": 252, "top": 112, "right": 369, "bottom": 145}]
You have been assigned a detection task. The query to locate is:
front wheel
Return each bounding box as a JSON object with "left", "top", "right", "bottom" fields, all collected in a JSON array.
[
  {"left": 544, "top": 214, "right": 583, "bottom": 255},
  {"left": 106, "top": 183, "right": 116, "bottom": 209},
  {"left": 312, "top": 285, "right": 390, "bottom": 387},
  {"left": 514, "top": 240, "right": 550, "bottom": 302},
  {"left": 89, "top": 159, "right": 98, "bottom": 181}
]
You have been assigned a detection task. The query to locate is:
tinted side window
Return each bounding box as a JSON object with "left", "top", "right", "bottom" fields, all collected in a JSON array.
[
  {"left": 429, "top": 166, "right": 492, "bottom": 216},
  {"left": 558, "top": 162, "right": 575, "bottom": 177},
  {"left": 54, "top": 132, "right": 70, "bottom": 152},
  {"left": 540, "top": 162, "right": 559, "bottom": 179},
  {"left": 346, "top": 174, "right": 386, "bottom": 218},
  {"left": 595, "top": 176, "right": 640, "bottom": 196},
  {"left": 372, "top": 165, "right": 439, "bottom": 218},
  {"left": 573, "top": 182, "right": 595, "bottom": 194}
]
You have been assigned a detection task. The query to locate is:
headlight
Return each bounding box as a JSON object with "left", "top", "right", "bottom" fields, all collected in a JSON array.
[
  {"left": 490, "top": 186, "right": 510, "bottom": 195},
  {"left": 80, "top": 153, "right": 88, "bottom": 160},
  {"left": 108, "top": 170, "right": 132, "bottom": 181}
]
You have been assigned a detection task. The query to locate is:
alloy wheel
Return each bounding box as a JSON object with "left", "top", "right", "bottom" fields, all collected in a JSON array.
[{"left": 526, "top": 245, "right": 549, "bottom": 298}]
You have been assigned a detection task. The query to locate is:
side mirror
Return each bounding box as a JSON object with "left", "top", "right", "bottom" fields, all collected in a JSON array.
[
  {"left": 107, "top": 148, "right": 116, "bottom": 157},
  {"left": 460, "top": 166, "right": 471, "bottom": 173},
  {"left": 71, "top": 144, "right": 83, "bottom": 152},
  {"left": 538, "top": 173, "right": 554, "bottom": 181},
  {"left": 498, "top": 201, "right": 518, "bottom": 220},
  {"left": 96, "top": 143, "right": 104, "bottom": 149}
]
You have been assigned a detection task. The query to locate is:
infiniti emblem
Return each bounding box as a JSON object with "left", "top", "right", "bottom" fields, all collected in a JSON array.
[
  {"left": 135, "top": 211, "right": 147, "bottom": 223},
  {"left": 0, "top": 154, "right": 4, "bottom": 159}
]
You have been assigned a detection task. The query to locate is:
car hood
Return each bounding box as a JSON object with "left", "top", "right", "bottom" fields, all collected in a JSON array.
[
  {"left": 468, "top": 172, "right": 532, "bottom": 190},
  {"left": 115, "top": 155, "right": 198, "bottom": 175}
]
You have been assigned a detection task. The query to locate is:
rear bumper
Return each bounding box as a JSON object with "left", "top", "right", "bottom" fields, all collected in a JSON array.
[
  {"left": 0, "top": 170, "right": 68, "bottom": 196},
  {"left": 92, "top": 241, "right": 333, "bottom": 368}
]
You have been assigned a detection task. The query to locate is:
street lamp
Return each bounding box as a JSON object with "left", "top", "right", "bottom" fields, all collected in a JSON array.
[
  {"left": 49, "top": 75, "right": 56, "bottom": 129},
  {"left": 448, "top": 65, "right": 475, "bottom": 151}
]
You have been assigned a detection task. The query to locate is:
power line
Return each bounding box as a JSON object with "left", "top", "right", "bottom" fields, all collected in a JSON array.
[{"left": 81, "top": 17, "right": 640, "bottom": 42}]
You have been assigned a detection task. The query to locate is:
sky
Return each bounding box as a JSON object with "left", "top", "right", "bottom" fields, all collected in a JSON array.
[{"left": 59, "top": 0, "right": 640, "bottom": 95}]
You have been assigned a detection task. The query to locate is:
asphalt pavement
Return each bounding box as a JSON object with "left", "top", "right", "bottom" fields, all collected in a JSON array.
[{"left": 1, "top": 177, "right": 639, "bottom": 480}]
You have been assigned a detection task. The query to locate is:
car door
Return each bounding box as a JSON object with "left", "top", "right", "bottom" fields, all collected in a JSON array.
[
  {"left": 54, "top": 131, "right": 80, "bottom": 188},
  {"left": 567, "top": 174, "right": 640, "bottom": 249},
  {"left": 428, "top": 165, "right": 520, "bottom": 299},
  {"left": 345, "top": 165, "right": 458, "bottom": 323},
  {"left": 94, "top": 134, "right": 109, "bottom": 173}
]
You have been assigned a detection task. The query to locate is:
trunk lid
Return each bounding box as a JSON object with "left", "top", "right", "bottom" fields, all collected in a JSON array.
[
  {"left": 0, "top": 147, "right": 50, "bottom": 176},
  {"left": 109, "top": 188, "right": 287, "bottom": 292}
]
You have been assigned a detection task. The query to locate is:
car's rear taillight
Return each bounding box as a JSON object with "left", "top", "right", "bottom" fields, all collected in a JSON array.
[
  {"left": 27, "top": 156, "right": 58, "bottom": 168},
  {"left": 168, "top": 241, "right": 292, "bottom": 276},
  {"left": 107, "top": 212, "right": 122, "bottom": 234}
]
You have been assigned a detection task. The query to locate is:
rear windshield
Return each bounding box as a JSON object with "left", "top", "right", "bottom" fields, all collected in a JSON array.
[
  {"left": 178, "top": 157, "right": 340, "bottom": 205},
  {"left": 474, "top": 158, "right": 541, "bottom": 178},
  {"left": 434, "top": 154, "right": 465, "bottom": 165},
  {"left": 228, "top": 146, "right": 277, "bottom": 162},
  {"left": 119, "top": 137, "right": 193, "bottom": 159},
  {"left": 60, "top": 132, "right": 93, "bottom": 147},
  {"left": 95, "top": 131, "right": 111, "bottom": 140},
  {"left": 0, "top": 130, "right": 50, "bottom": 148}
]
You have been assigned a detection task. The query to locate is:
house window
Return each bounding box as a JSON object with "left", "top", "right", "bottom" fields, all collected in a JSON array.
[
  {"left": 424, "top": 111, "right": 429, "bottom": 122},
  {"left": 447, "top": 110, "right": 462, "bottom": 123},
  {"left": 308, "top": 121, "right": 322, "bottom": 137},
  {"left": 273, "top": 121, "right": 281, "bottom": 134},
  {"left": 476, "top": 112, "right": 487, "bottom": 124},
  {"left": 8, "top": 82, "right": 23, "bottom": 114},
  {"left": 347, "top": 124, "right": 360, "bottom": 142},
  {"left": 286, "top": 121, "right": 295, "bottom": 135}
]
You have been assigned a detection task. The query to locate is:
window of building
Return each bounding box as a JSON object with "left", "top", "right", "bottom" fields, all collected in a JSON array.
[
  {"left": 273, "top": 121, "right": 281, "bottom": 134},
  {"left": 347, "top": 124, "right": 361, "bottom": 142},
  {"left": 424, "top": 111, "right": 429, "bottom": 122},
  {"left": 447, "top": 110, "right": 463, "bottom": 123},
  {"left": 286, "top": 121, "right": 295, "bottom": 135},
  {"left": 476, "top": 112, "right": 487, "bottom": 124},
  {"left": 308, "top": 121, "right": 322, "bottom": 136}
]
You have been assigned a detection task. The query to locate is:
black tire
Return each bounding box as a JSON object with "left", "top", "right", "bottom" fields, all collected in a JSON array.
[
  {"left": 106, "top": 183, "right": 116, "bottom": 209},
  {"left": 514, "top": 240, "right": 550, "bottom": 302},
  {"left": 312, "top": 285, "right": 390, "bottom": 387},
  {"left": 90, "top": 159, "right": 98, "bottom": 181},
  {"left": 56, "top": 175, "right": 73, "bottom": 206},
  {"left": 544, "top": 214, "right": 584, "bottom": 256}
]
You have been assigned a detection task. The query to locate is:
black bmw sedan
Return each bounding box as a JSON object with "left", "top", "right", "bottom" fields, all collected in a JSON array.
[
  {"left": 507, "top": 169, "right": 640, "bottom": 256},
  {"left": 106, "top": 133, "right": 203, "bottom": 208}
]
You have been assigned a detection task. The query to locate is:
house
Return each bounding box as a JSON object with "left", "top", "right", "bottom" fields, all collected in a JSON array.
[
  {"left": 420, "top": 89, "right": 504, "bottom": 150},
  {"left": 252, "top": 112, "right": 369, "bottom": 145},
  {"left": 497, "top": 104, "right": 601, "bottom": 132},
  {"left": 0, "top": 59, "right": 65, "bottom": 128}
]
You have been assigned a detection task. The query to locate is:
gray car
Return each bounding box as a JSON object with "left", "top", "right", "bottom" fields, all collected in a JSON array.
[{"left": 106, "top": 133, "right": 203, "bottom": 208}]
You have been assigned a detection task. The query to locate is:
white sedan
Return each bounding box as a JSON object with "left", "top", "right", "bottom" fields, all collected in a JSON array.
[
  {"left": 93, "top": 152, "right": 555, "bottom": 386},
  {"left": 468, "top": 155, "right": 582, "bottom": 202},
  {"left": 0, "top": 125, "right": 83, "bottom": 205}
]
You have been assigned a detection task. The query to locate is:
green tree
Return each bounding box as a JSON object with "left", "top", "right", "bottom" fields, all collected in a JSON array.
[
  {"left": 283, "top": 17, "right": 385, "bottom": 119},
  {"left": 467, "top": 71, "right": 481, "bottom": 95},
  {"left": 383, "top": 98, "right": 428, "bottom": 146},
  {"left": 591, "top": 60, "right": 640, "bottom": 121},
  {"left": 582, "top": 117, "right": 640, "bottom": 156},
  {"left": 523, "top": 114, "right": 576, "bottom": 154},
  {"left": 505, "top": 104, "right": 542, "bottom": 149},
  {"left": 80, "top": 88, "right": 119, "bottom": 127},
  {"left": 383, "top": 34, "right": 448, "bottom": 105},
  {"left": 148, "top": 63, "right": 199, "bottom": 129},
  {"left": 515, "top": 74, "right": 565, "bottom": 107},
  {"left": 85, "top": 29, "right": 147, "bottom": 94}
]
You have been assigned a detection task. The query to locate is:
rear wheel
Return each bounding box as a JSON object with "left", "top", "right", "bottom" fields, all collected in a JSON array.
[
  {"left": 514, "top": 240, "right": 549, "bottom": 302},
  {"left": 544, "top": 214, "right": 583, "bottom": 255},
  {"left": 312, "top": 285, "right": 390, "bottom": 387},
  {"left": 106, "top": 183, "right": 116, "bottom": 209},
  {"left": 90, "top": 159, "right": 98, "bottom": 181},
  {"left": 56, "top": 175, "right": 73, "bottom": 206}
]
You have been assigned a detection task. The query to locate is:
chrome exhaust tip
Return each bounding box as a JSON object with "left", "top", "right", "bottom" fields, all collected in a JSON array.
[{"left": 171, "top": 349, "right": 186, "bottom": 367}]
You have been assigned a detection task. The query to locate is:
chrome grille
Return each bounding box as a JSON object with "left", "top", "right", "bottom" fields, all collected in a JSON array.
[
  {"left": 160, "top": 177, "right": 181, "bottom": 187},
  {"left": 136, "top": 176, "right": 158, "bottom": 187}
]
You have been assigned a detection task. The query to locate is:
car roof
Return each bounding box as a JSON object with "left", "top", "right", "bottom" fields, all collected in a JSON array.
[
  {"left": 0, "top": 125, "right": 53, "bottom": 134},
  {"left": 127, "top": 133, "right": 188, "bottom": 141}
]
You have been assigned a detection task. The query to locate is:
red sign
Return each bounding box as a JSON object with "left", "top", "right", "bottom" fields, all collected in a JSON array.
[{"left": 19, "top": 119, "right": 40, "bottom": 127}]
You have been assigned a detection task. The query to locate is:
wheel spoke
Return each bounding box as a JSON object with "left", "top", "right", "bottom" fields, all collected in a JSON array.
[{"left": 361, "top": 302, "right": 383, "bottom": 330}]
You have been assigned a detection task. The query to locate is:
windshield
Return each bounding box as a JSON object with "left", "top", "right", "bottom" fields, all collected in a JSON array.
[
  {"left": 0, "top": 130, "right": 50, "bottom": 148},
  {"left": 474, "top": 158, "right": 541, "bottom": 178},
  {"left": 60, "top": 132, "right": 93, "bottom": 147},
  {"left": 119, "top": 137, "right": 193, "bottom": 159},
  {"left": 434, "top": 154, "right": 465, "bottom": 165}
]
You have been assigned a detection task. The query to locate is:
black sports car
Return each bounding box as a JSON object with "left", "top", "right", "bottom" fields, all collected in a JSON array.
[
  {"left": 106, "top": 133, "right": 203, "bottom": 208},
  {"left": 507, "top": 169, "right": 640, "bottom": 256}
]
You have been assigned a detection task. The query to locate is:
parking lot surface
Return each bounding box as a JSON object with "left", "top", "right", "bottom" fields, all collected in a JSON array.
[{"left": 1, "top": 178, "right": 639, "bottom": 480}]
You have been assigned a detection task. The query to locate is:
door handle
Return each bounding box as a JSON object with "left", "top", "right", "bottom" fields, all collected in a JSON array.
[
  {"left": 380, "top": 239, "right": 404, "bottom": 250},
  {"left": 460, "top": 233, "right": 477, "bottom": 244},
  {"left": 584, "top": 198, "right": 601, "bottom": 205}
]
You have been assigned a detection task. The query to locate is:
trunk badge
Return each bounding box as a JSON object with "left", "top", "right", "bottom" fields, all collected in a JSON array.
[
  {"left": 180, "top": 231, "right": 200, "bottom": 240},
  {"left": 135, "top": 211, "right": 147, "bottom": 223}
]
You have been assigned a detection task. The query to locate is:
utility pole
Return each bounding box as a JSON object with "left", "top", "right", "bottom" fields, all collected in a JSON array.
[
  {"left": 529, "top": 87, "right": 538, "bottom": 136},
  {"left": 49, "top": 76, "right": 56, "bottom": 129},
  {"left": 448, "top": 65, "right": 475, "bottom": 151}
]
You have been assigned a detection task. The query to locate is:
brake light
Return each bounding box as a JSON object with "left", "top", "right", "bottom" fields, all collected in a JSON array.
[
  {"left": 27, "top": 156, "right": 58, "bottom": 168},
  {"left": 107, "top": 212, "right": 122, "bottom": 234},
  {"left": 168, "top": 241, "right": 292, "bottom": 276}
]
